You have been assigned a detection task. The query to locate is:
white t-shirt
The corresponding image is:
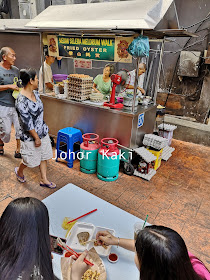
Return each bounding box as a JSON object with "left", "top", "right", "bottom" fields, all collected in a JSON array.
[
  {"left": 38, "top": 61, "right": 53, "bottom": 93},
  {"left": 126, "top": 69, "right": 145, "bottom": 89}
]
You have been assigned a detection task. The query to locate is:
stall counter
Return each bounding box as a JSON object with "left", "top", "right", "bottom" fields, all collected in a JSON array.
[{"left": 41, "top": 94, "right": 156, "bottom": 148}]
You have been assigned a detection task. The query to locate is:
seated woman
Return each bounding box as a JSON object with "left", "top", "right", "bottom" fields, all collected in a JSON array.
[
  {"left": 0, "top": 197, "right": 89, "bottom": 280},
  {"left": 15, "top": 69, "right": 56, "bottom": 188},
  {"left": 96, "top": 226, "right": 209, "bottom": 280},
  {"left": 93, "top": 64, "right": 115, "bottom": 98}
]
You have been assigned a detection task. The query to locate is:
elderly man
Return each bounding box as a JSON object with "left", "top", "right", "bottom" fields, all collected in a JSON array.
[
  {"left": 0, "top": 47, "right": 21, "bottom": 157},
  {"left": 125, "top": 63, "right": 146, "bottom": 95}
]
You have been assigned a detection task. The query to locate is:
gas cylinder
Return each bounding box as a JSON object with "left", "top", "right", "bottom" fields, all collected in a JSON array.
[
  {"left": 97, "top": 138, "right": 120, "bottom": 182},
  {"left": 80, "top": 133, "right": 100, "bottom": 174}
]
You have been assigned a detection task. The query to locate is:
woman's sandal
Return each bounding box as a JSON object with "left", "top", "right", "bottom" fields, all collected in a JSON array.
[
  {"left": 14, "top": 151, "right": 22, "bottom": 159},
  {"left": 40, "top": 182, "right": 56, "bottom": 189},
  {"left": 15, "top": 167, "right": 26, "bottom": 183},
  {"left": 0, "top": 143, "right": 4, "bottom": 156}
]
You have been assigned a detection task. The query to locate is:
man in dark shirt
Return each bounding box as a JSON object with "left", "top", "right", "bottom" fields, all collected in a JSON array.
[{"left": 0, "top": 47, "right": 21, "bottom": 157}]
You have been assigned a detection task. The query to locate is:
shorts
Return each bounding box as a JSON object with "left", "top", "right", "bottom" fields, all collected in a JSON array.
[
  {"left": 20, "top": 134, "right": 53, "bottom": 168},
  {"left": 0, "top": 105, "right": 20, "bottom": 143}
]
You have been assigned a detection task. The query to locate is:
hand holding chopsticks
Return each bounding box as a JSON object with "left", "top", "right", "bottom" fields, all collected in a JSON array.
[
  {"left": 57, "top": 238, "right": 94, "bottom": 267},
  {"left": 83, "top": 239, "right": 97, "bottom": 245}
]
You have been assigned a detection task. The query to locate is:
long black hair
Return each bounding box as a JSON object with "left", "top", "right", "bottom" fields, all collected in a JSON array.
[
  {"left": 0, "top": 197, "right": 54, "bottom": 280},
  {"left": 135, "top": 225, "right": 202, "bottom": 280},
  {"left": 20, "top": 68, "right": 37, "bottom": 87}
]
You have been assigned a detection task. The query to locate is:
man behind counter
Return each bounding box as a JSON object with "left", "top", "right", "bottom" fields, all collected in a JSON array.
[
  {"left": 126, "top": 62, "right": 146, "bottom": 95},
  {"left": 39, "top": 51, "right": 55, "bottom": 94}
]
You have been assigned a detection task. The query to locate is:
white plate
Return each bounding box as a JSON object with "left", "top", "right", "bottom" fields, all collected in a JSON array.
[
  {"left": 88, "top": 226, "right": 115, "bottom": 257},
  {"left": 66, "top": 222, "right": 95, "bottom": 251}
]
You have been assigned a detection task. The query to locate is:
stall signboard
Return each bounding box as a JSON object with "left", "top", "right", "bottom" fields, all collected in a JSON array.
[
  {"left": 47, "top": 35, "right": 133, "bottom": 63},
  {"left": 74, "top": 59, "right": 92, "bottom": 69},
  {"left": 48, "top": 35, "right": 115, "bottom": 61}
]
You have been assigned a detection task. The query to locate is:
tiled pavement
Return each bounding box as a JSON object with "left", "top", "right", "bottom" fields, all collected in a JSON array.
[{"left": 0, "top": 129, "right": 209, "bottom": 269}]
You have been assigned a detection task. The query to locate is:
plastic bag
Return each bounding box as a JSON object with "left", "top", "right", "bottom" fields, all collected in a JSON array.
[
  {"left": 12, "top": 90, "right": 20, "bottom": 99},
  {"left": 128, "top": 35, "right": 150, "bottom": 57},
  {"left": 12, "top": 77, "right": 21, "bottom": 99}
]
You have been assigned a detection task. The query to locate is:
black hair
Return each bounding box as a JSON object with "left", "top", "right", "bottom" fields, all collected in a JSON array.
[
  {"left": 43, "top": 45, "right": 49, "bottom": 57},
  {"left": 0, "top": 197, "right": 54, "bottom": 280},
  {"left": 20, "top": 68, "right": 37, "bottom": 87},
  {"left": 44, "top": 50, "right": 49, "bottom": 57},
  {"left": 105, "top": 63, "right": 115, "bottom": 77},
  {"left": 135, "top": 225, "right": 202, "bottom": 280}
]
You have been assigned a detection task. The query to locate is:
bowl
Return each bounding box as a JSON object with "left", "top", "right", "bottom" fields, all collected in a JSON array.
[
  {"left": 116, "top": 96, "right": 123, "bottom": 103},
  {"left": 107, "top": 253, "right": 119, "bottom": 263},
  {"left": 123, "top": 96, "right": 138, "bottom": 107},
  {"left": 64, "top": 251, "right": 73, "bottom": 258},
  {"left": 53, "top": 74, "right": 68, "bottom": 82},
  {"left": 65, "top": 251, "right": 81, "bottom": 258},
  {"left": 142, "top": 99, "right": 149, "bottom": 106}
]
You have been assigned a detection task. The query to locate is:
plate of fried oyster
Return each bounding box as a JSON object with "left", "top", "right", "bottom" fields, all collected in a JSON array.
[{"left": 61, "top": 247, "right": 106, "bottom": 280}]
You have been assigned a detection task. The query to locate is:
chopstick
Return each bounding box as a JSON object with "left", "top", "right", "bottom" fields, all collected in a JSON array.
[
  {"left": 67, "top": 209, "right": 97, "bottom": 224},
  {"left": 57, "top": 243, "right": 93, "bottom": 266},
  {"left": 67, "top": 245, "right": 94, "bottom": 267},
  {"left": 57, "top": 238, "right": 93, "bottom": 267},
  {"left": 83, "top": 239, "right": 97, "bottom": 245}
]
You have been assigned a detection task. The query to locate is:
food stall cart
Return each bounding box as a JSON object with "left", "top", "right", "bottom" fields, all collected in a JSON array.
[
  {"left": 0, "top": 1, "right": 196, "bottom": 150},
  {"left": 22, "top": 0, "right": 174, "bottom": 148}
]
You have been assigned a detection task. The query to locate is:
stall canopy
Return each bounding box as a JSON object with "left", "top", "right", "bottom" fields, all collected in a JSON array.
[
  {"left": 25, "top": 0, "right": 176, "bottom": 31},
  {"left": 0, "top": 19, "right": 30, "bottom": 31}
]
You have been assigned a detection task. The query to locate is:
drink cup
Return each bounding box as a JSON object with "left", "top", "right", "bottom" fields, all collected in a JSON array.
[{"left": 134, "top": 221, "right": 145, "bottom": 239}]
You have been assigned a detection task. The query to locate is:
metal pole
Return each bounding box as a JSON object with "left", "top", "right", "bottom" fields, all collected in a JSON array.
[
  {"left": 173, "top": 1, "right": 180, "bottom": 29},
  {"left": 160, "top": 58, "right": 167, "bottom": 91},
  {"left": 145, "top": 53, "right": 154, "bottom": 94},
  {"left": 40, "top": 32, "right": 45, "bottom": 94},
  {"left": 153, "top": 38, "right": 165, "bottom": 104},
  {"left": 132, "top": 57, "right": 140, "bottom": 113}
]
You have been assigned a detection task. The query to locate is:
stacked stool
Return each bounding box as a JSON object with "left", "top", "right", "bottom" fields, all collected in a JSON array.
[{"left": 56, "top": 127, "right": 83, "bottom": 168}]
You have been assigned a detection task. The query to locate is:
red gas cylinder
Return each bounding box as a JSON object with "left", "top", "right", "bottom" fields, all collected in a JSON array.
[
  {"left": 80, "top": 133, "right": 100, "bottom": 174},
  {"left": 97, "top": 138, "right": 120, "bottom": 182},
  {"left": 81, "top": 133, "right": 99, "bottom": 151}
]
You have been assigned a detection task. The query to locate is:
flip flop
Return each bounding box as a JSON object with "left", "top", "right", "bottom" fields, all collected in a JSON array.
[
  {"left": 40, "top": 182, "right": 56, "bottom": 189},
  {"left": 0, "top": 143, "right": 4, "bottom": 156},
  {"left": 15, "top": 167, "right": 26, "bottom": 183},
  {"left": 14, "top": 151, "right": 22, "bottom": 159}
]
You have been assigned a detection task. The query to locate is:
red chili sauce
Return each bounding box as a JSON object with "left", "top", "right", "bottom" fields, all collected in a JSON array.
[
  {"left": 108, "top": 253, "right": 118, "bottom": 262},
  {"left": 65, "top": 252, "right": 73, "bottom": 258},
  {"left": 65, "top": 252, "right": 81, "bottom": 258}
]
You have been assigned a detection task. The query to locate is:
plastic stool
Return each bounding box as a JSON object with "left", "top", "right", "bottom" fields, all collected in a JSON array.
[{"left": 56, "top": 127, "right": 83, "bottom": 168}]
